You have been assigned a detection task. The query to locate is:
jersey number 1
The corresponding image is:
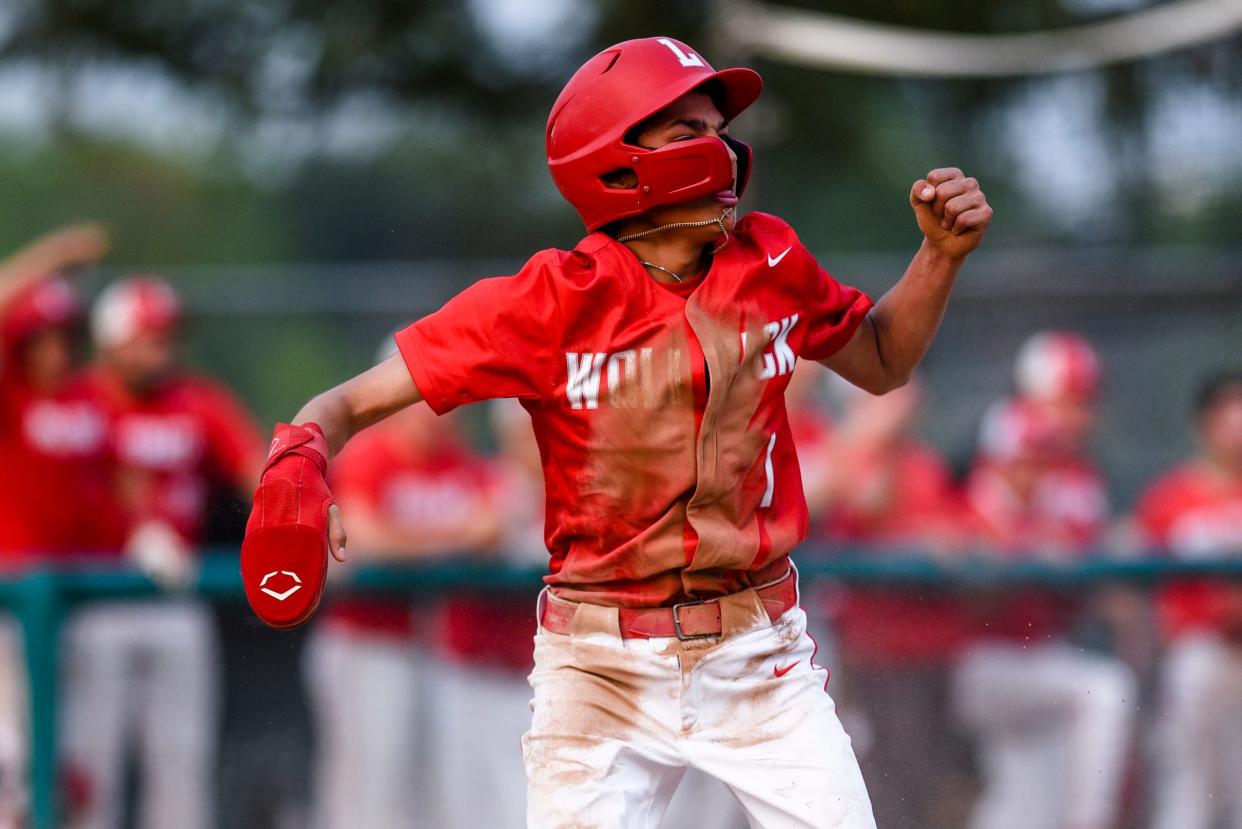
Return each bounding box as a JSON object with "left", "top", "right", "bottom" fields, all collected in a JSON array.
[{"left": 760, "top": 433, "right": 777, "bottom": 509}]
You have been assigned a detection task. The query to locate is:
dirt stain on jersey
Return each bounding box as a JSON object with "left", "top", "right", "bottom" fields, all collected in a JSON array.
[{"left": 683, "top": 303, "right": 773, "bottom": 577}]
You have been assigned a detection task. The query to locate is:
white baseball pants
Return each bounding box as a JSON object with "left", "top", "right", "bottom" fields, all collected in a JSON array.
[
  {"left": 522, "top": 586, "right": 876, "bottom": 829},
  {"left": 660, "top": 768, "right": 749, "bottom": 829},
  {"left": 303, "top": 624, "right": 424, "bottom": 829},
  {"left": 952, "top": 641, "right": 1136, "bottom": 829},
  {"left": 1149, "top": 633, "right": 1242, "bottom": 829},
  {"left": 0, "top": 615, "right": 27, "bottom": 829},
  {"left": 425, "top": 658, "right": 531, "bottom": 829},
  {"left": 60, "top": 600, "right": 219, "bottom": 829}
]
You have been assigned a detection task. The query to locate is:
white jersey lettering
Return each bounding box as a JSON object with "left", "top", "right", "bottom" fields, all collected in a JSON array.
[
  {"left": 606, "top": 350, "right": 639, "bottom": 409},
  {"left": 566, "top": 352, "right": 607, "bottom": 410}
]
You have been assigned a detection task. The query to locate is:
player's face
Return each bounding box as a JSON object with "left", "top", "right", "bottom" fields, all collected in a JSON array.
[
  {"left": 1200, "top": 390, "right": 1242, "bottom": 469},
  {"left": 109, "top": 330, "right": 177, "bottom": 394},
  {"left": 20, "top": 327, "right": 74, "bottom": 392},
  {"left": 1035, "top": 393, "right": 1097, "bottom": 455},
  {"left": 625, "top": 91, "right": 739, "bottom": 239}
]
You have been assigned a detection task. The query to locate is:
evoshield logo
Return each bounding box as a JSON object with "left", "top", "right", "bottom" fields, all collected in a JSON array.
[{"left": 259, "top": 570, "right": 302, "bottom": 601}]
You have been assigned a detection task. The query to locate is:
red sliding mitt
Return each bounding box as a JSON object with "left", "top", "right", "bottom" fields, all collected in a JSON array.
[{"left": 241, "top": 422, "right": 333, "bottom": 629}]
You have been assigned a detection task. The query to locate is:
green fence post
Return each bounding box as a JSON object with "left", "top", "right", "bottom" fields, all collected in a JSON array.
[{"left": 18, "top": 569, "right": 62, "bottom": 829}]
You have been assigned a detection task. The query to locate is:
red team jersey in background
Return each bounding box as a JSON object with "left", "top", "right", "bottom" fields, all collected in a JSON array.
[
  {"left": 326, "top": 425, "right": 500, "bottom": 641},
  {"left": 0, "top": 370, "right": 119, "bottom": 557},
  {"left": 81, "top": 368, "right": 261, "bottom": 546},
  {"left": 1137, "top": 464, "right": 1242, "bottom": 639},
  {"left": 817, "top": 439, "right": 976, "bottom": 667},
  {"left": 396, "top": 213, "right": 873, "bottom": 607},
  {"left": 965, "top": 451, "right": 1110, "bottom": 641},
  {"left": 427, "top": 449, "right": 542, "bottom": 674}
]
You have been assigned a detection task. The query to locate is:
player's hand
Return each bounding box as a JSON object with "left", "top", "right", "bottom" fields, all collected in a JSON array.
[
  {"left": 241, "top": 422, "right": 335, "bottom": 629},
  {"left": 910, "top": 168, "right": 992, "bottom": 261},
  {"left": 126, "top": 520, "right": 196, "bottom": 591},
  {"left": 327, "top": 504, "right": 347, "bottom": 563}
]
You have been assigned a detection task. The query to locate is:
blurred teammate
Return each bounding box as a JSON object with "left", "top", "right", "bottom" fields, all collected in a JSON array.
[
  {"left": 0, "top": 225, "right": 114, "bottom": 828},
  {"left": 61, "top": 276, "right": 262, "bottom": 829},
  {"left": 810, "top": 378, "right": 974, "bottom": 827},
  {"left": 1138, "top": 372, "right": 1242, "bottom": 829},
  {"left": 0, "top": 224, "right": 117, "bottom": 556},
  {"left": 242, "top": 36, "right": 993, "bottom": 828},
  {"left": 953, "top": 332, "right": 1135, "bottom": 829},
  {"left": 423, "top": 398, "right": 541, "bottom": 829},
  {"left": 305, "top": 360, "right": 501, "bottom": 829}
]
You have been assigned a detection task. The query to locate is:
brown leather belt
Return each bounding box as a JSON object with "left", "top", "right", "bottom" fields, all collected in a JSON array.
[{"left": 539, "top": 568, "right": 798, "bottom": 641}]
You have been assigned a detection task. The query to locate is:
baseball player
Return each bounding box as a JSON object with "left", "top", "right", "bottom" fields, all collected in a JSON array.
[
  {"left": 809, "top": 378, "right": 974, "bottom": 827},
  {"left": 953, "top": 332, "right": 1136, "bottom": 829},
  {"left": 306, "top": 392, "right": 502, "bottom": 829},
  {"left": 422, "top": 398, "right": 543, "bottom": 829},
  {"left": 1137, "top": 372, "right": 1242, "bottom": 829},
  {"left": 241, "top": 36, "right": 992, "bottom": 828},
  {"left": 0, "top": 225, "right": 116, "bottom": 829},
  {"left": 61, "top": 276, "right": 263, "bottom": 829}
]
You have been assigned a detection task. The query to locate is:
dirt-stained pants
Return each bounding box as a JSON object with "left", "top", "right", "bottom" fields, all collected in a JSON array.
[{"left": 523, "top": 585, "right": 876, "bottom": 829}]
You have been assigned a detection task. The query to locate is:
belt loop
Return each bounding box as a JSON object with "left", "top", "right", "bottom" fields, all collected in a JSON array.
[
  {"left": 569, "top": 601, "right": 622, "bottom": 639},
  {"left": 718, "top": 587, "right": 769, "bottom": 637},
  {"left": 535, "top": 587, "right": 549, "bottom": 634}
]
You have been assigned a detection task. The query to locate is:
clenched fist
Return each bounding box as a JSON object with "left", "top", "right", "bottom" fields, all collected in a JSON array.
[{"left": 910, "top": 168, "right": 992, "bottom": 261}]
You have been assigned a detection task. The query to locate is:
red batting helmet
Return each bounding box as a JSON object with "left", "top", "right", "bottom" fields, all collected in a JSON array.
[
  {"left": 547, "top": 37, "right": 763, "bottom": 232},
  {"left": 91, "top": 276, "right": 181, "bottom": 349},
  {"left": 1014, "top": 331, "right": 1101, "bottom": 401},
  {"left": 0, "top": 276, "right": 81, "bottom": 354}
]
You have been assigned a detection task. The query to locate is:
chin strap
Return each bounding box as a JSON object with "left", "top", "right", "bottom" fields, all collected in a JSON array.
[{"left": 616, "top": 207, "right": 735, "bottom": 252}]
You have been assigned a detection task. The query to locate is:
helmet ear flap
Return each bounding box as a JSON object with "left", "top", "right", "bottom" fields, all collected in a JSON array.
[{"left": 722, "top": 135, "right": 753, "bottom": 198}]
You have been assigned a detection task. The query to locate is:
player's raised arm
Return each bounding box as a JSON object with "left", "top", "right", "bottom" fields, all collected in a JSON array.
[
  {"left": 822, "top": 168, "right": 992, "bottom": 394},
  {"left": 0, "top": 223, "right": 109, "bottom": 310},
  {"left": 241, "top": 352, "right": 422, "bottom": 629}
]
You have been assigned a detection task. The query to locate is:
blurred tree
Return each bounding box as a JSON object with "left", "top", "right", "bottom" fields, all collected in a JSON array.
[{"left": 0, "top": 0, "right": 1237, "bottom": 261}]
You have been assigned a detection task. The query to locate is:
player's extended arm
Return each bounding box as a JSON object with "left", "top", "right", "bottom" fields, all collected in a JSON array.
[
  {"left": 822, "top": 168, "right": 991, "bottom": 394},
  {"left": 0, "top": 224, "right": 109, "bottom": 311},
  {"left": 241, "top": 353, "right": 422, "bottom": 628}
]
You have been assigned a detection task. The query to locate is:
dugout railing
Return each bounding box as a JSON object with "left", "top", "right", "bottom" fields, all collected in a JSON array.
[{"left": 4, "top": 551, "right": 1242, "bottom": 828}]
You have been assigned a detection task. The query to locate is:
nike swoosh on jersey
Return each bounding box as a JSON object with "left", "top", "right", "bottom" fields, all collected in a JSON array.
[
  {"left": 767, "top": 246, "right": 792, "bottom": 267},
  {"left": 773, "top": 661, "right": 800, "bottom": 678}
]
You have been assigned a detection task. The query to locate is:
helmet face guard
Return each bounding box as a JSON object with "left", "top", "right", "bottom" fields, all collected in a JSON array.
[
  {"left": 552, "top": 134, "right": 752, "bottom": 231},
  {"left": 546, "top": 38, "right": 762, "bottom": 232}
]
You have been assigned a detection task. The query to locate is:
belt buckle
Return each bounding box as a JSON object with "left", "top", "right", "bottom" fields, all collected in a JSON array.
[{"left": 671, "top": 598, "right": 716, "bottom": 641}]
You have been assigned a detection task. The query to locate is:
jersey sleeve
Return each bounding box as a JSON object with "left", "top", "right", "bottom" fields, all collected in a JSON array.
[
  {"left": 197, "top": 381, "right": 264, "bottom": 489},
  {"left": 741, "top": 213, "right": 873, "bottom": 363},
  {"left": 798, "top": 254, "right": 874, "bottom": 362},
  {"left": 1134, "top": 474, "right": 1177, "bottom": 548},
  {"left": 395, "top": 253, "right": 561, "bottom": 415}
]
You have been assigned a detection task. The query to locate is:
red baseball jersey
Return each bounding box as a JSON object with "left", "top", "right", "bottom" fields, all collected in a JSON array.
[
  {"left": 814, "top": 437, "right": 976, "bottom": 667},
  {"left": 1136, "top": 464, "right": 1242, "bottom": 638},
  {"left": 0, "top": 370, "right": 120, "bottom": 557},
  {"left": 82, "top": 367, "right": 262, "bottom": 545},
  {"left": 964, "top": 448, "right": 1110, "bottom": 642},
  {"left": 326, "top": 422, "right": 499, "bottom": 640},
  {"left": 428, "top": 458, "right": 544, "bottom": 672},
  {"left": 396, "top": 212, "right": 873, "bottom": 608}
]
